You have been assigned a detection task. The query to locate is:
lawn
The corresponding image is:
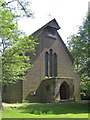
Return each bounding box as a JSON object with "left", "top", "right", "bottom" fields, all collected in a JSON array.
[{"left": 2, "top": 102, "right": 89, "bottom": 118}]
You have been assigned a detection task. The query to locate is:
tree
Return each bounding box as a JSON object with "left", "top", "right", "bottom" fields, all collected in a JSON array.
[
  {"left": 1, "top": 0, "right": 33, "bottom": 18},
  {"left": 67, "top": 14, "right": 90, "bottom": 99},
  {"left": 0, "top": 0, "right": 37, "bottom": 84}
]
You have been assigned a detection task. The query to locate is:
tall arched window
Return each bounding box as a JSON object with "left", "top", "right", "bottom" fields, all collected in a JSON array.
[
  {"left": 53, "top": 53, "right": 57, "bottom": 77},
  {"left": 45, "top": 49, "right": 57, "bottom": 77},
  {"left": 49, "top": 49, "right": 53, "bottom": 77},
  {"left": 45, "top": 52, "right": 48, "bottom": 76}
]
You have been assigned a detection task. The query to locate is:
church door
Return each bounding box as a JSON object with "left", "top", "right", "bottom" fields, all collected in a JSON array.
[{"left": 60, "top": 81, "right": 70, "bottom": 100}]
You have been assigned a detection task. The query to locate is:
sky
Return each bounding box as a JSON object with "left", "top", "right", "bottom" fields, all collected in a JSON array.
[{"left": 14, "top": 0, "right": 90, "bottom": 43}]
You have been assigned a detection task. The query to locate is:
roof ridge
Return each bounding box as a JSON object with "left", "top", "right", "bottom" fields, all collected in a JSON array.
[{"left": 29, "top": 18, "right": 60, "bottom": 37}]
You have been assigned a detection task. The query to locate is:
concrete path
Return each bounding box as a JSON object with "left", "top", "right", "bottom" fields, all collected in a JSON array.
[
  {"left": 2, "top": 104, "right": 23, "bottom": 107},
  {"left": 2, "top": 103, "right": 43, "bottom": 108}
]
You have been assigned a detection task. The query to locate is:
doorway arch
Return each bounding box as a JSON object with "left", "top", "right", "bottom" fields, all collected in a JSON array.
[{"left": 60, "top": 81, "right": 70, "bottom": 100}]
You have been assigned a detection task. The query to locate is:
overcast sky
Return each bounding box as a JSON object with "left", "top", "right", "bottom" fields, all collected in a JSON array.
[{"left": 18, "top": 0, "right": 89, "bottom": 43}]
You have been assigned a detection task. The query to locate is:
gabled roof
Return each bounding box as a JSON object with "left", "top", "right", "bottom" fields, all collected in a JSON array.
[
  {"left": 30, "top": 18, "right": 73, "bottom": 63},
  {"left": 30, "top": 18, "right": 60, "bottom": 38},
  {"left": 46, "top": 18, "right": 60, "bottom": 30}
]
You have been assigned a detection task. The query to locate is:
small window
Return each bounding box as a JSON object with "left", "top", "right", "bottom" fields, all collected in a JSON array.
[
  {"left": 30, "top": 91, "right": 36, "bottom": 96},
  {"left": 46, "top": 85, "right": 50, "bottom": 91},
  {"left": 48, "top": 28, "right": 56, "bottom": 39},
  {"left": 50, "top": 28, "right": 56, "bottom": 35},
  {"left": 48, "top": 33, "right": 54, "bottom": 38}
]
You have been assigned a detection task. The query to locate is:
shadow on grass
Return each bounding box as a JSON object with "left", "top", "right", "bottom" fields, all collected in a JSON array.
[{"left": 17, "top": 102, "right": 89, "bottom": 115}]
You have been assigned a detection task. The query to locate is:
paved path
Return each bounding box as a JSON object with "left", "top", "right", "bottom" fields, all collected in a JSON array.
[
  {"left": 2, "top": 104, "right": 23, "bottom": 107},
  {"left": 2, "top": 103, "right": 43, "bottom": 108}
]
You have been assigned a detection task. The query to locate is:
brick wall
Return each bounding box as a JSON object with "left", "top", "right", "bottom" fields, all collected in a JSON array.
[
  {"left": 2, "top": 80, "right": 22, "bottom": 103},
  {"left": 23, "top": 26, "right": 80, "bottom": 102}
]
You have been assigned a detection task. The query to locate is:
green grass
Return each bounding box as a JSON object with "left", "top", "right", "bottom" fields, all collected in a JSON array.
[{"left": 2, "top": 102, "right": 89, "bottom": 118}]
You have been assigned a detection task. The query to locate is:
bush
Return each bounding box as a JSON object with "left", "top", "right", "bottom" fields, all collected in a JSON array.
[{"left": 80, "top": 81, "right": 90, "bottom": 100}]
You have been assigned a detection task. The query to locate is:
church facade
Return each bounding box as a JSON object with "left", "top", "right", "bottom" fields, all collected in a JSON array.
[{"left": 2, "top": 19, "right": 80, "bottom": 103}]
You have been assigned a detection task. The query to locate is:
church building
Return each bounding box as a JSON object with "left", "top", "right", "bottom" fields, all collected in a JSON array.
[{"left": 2, "top": 19, "right": 80, "bottom": 103}]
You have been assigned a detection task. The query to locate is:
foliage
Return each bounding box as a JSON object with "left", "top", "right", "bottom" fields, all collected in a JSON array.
[
  {"left": 1, "top": 0, "right": 32, "bottom": 18},
  {"left": 2, "top": 36, "right": 37, "bottom": 84},
  {"left": 0, "top": 0, "right": 37, "bottom": 84},
  {"left": 67, "top": 14, "right": 90, "bottom": 99},
  {"left": 2, "top": 102, "right": 89, "bottom": 118}
]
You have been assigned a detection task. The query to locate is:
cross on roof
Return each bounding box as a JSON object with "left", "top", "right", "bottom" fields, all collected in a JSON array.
[{"left": 48, "top": 12, "right": 52, "bottom": 21}]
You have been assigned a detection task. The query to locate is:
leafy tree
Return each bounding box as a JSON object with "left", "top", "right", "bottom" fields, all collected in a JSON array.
[
  {"left": 67, "top": 14, "right": 90, "bottom": 99},
  {"left": 0, "top": 0, "right": 37, "bottom": 85},
  {"left": 1, "top": 0, "right": 32, "bottom": 18}
]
